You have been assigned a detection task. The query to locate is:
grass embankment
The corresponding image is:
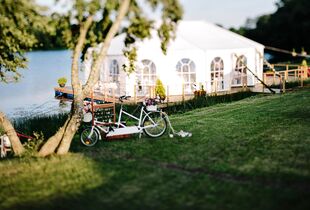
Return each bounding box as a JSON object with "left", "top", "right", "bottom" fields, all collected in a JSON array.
[{"left": 1, "top": 88, "right": 310, "bottom": 210}]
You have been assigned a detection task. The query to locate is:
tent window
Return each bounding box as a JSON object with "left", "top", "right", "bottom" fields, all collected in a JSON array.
[
  {"left": 136, "top": 59, "right": 157, "bottom": 94},
  {"left": 109, "top": 59, "right": 119, "bottom": 82},
  {"left": 176, "top": 58, "right": 196, "bottom": 93},
  {"left": 211, "top": 57, "right": 224, "bottom": 90},
  {"left": 232, "top": 55, "right": 247, "bottom": 86}
]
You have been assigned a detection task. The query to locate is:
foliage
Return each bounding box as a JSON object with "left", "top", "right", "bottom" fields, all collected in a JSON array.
[
  {"left": 164, "top": 91, "right": 258, "bottom": 114},
  {"left": 57, "top": 0, "right": 182, "bottom": 69},
  {"left": 1, "top": 88, "right": 310, "bottom": 209},
  {"left": 57, "top": 77, "right": 67, "bottom": 86},
  {"left": 232, "top": 0, "right": 310, "bottom": 62},
  {"left": 0, "top": 0, "right": 50, "bottom": 82},
  {"left": 22, "top": 132, "right": 45, "bottom": 155},
  {"left": 115, "top": 91, "right": 258, "bottom": 116},
  {"left": 301, "top": 59, "right": 308, "bottom": 67},
  {"left": 194, "top": 85, "right": 207, "bottom": 97},
  {"left": 155, "top": 79, "right": 166, "bottom": 100},
  {"left": 33, "top": 14, "right": 68, "bottom": 50},
  {"left": 13, "top": 114, "right": 68, "bottom": 140}
]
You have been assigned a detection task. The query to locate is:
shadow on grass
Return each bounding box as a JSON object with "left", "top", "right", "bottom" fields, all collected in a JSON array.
[{"left": 4, "top": 138, "right": 310, "bottom": 210}]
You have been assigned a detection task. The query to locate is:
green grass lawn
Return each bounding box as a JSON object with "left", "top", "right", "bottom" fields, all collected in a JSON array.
[{"left": 1, "top": 88, "right": 310, "bottom": 210}]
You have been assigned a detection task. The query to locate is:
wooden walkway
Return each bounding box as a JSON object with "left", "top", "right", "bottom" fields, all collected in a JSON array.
[{"left": 54, "top": 86, "right": 116, "bottom": 103}]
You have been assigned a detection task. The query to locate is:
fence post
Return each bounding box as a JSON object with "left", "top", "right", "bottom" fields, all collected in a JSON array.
[
  {"left": 112, "top": 88, "right": 115, "bottom": 103},
  {"left": 134, "top": 85, "right": 137, "bottom": 104},
  {"left": 263, "top": 73, "right": 266, "bottom": 93},
  {"left": 153, "top": 86, "right": 156, "bottom": 98},
  {"left": 282, "top": 75, "right": 286, "bottom": 93},
  {"left": 104, "top": 85, "right": 107, "bottom": 101},
  {"left": 182, "top": 83, "right": 185, "bottom": 103},
  {"left": 301, "top": 69, "right": 304, "bottom": 87},
  {"left": 166, "top": 85, "right": 169, "bottom": 104}
]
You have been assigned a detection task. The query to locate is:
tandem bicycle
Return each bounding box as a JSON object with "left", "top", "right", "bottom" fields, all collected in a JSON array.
[{"left": 80, "top": 96, "right": 168, "bottom": 146}]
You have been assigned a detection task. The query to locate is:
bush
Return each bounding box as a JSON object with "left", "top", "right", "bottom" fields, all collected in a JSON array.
[
  {"left": 163, "top": 91, "right": 259, "bottom": 114},
  {"left": 194, "top": 85, "right": 206, "bottom": 97},
  {"left": 22, "top": 132, "right": 45, "bottom": 155},
  {"left": 57, "top": 77, "right": 67, "bottom": 87},
  {"left": 155, "top": 79, "right": 166, "bottom": 101}
]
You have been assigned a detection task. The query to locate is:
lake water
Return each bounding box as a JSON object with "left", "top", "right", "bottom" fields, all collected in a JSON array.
[{"left": 0, "top": 50, "right": 72, "bottom": 118}]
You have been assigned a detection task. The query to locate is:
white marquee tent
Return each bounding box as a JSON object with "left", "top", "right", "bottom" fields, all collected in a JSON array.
[{"left": 83, "top": 21, "right": 265, "bottom": 97}]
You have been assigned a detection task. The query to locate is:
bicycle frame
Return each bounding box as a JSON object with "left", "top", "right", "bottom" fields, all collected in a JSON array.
[
  {"left": 88, "top": 103, "right": 159, "bottom": 140},
  {"left": 117, "top": 103, "right": 146, "bottom": 128}
]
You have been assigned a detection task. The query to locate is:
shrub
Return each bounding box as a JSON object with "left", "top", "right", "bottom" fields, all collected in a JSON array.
[
  {"left": 194, "top": 85, "right": 206, "bottom": 97},
  {"left": 22, "top": 132, "right": 45, "bottom": 154},
  {"left": 155, "top": 79, "right": 166, "bottom": 101},
  {"left": 57, "top": 77, "right": 67, "bottom": 87}
]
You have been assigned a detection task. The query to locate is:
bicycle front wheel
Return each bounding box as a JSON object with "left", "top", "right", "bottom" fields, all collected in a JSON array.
[
  {"left": 142, "top": 111, "right": 167, "bottom": 138},
  {"left": 80, "top": 127, "right": 99, "bottom": 146}
]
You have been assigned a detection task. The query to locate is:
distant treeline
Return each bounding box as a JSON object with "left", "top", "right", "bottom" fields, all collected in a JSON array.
[
  {"left": 33, "top": 14, "right": 67, "bottom": 51},
  {"left": 230, "top": 0, "right": 310, "bottom": 62},
  {"left": 35, "top": 0, "right": 310, "bottom": 64}
]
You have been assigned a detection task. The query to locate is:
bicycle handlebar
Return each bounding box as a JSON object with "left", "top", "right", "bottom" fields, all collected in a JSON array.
[{"left": 119, "top": 95, "right": 131, "bottom": 102}]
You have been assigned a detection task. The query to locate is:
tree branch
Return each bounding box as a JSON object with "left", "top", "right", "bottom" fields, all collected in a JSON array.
[
  {"left": 83, "top": 0, "right": 131, "bottom": 94},
  {"left": 71, "top": 15, "right": 94, "bottom": 92}
]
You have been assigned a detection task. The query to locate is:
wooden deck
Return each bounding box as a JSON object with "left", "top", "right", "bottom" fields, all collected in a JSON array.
[{"left": 54, "top": 86, "right": 116, "bottom": 103}]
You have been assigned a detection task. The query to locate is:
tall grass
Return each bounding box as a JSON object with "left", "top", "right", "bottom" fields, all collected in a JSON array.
[{"left": 13, "top": 113, "right": 68, "bottom": 139}]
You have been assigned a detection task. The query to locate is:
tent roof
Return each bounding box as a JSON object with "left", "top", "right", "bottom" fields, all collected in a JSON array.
[
  {"left": 106, "top": 20, "right": 264, "bottom": 55},
  {"left": 177, "top": 21, "right": 264, "bottom": 50}
]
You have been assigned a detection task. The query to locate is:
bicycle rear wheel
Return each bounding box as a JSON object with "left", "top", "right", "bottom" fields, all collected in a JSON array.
[
  {"left": 142, "top": 111, "right": 167, "bottom": 138},
  {"left": 80, "top": 127, "right": 99, "bottom": 146}
]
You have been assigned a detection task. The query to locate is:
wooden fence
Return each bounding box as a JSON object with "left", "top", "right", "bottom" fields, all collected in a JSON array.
[{"left": 263, "top": 64, "right": 309, "bottom": 92}]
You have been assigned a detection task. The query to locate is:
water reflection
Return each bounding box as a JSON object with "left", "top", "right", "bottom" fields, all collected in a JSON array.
[{"left": 0, "top": 50, "right": 72, "bottom": 118}]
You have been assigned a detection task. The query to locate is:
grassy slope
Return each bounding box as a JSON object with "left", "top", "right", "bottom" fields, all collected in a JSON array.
[{"left": 0, "top": 88, "right": 310, "bottom": 210}]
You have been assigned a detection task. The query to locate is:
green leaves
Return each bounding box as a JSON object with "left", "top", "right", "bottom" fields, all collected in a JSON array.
[
  {"left": 0, "top": 0, "right": 49, "bottom": 82},
  {"left": 122, "top": 0, "right": 183, "bottom": 70}
]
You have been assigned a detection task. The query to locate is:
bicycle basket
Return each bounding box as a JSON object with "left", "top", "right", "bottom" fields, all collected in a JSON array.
[
  {"left": 146, "top": 105, "right": 157, "bottom": 111},
  {"left": 145, "top": 98, "right": 158, "bottom": 111},
  {"left": 83, "top": 112, "right": 93, "bottom": 123}
]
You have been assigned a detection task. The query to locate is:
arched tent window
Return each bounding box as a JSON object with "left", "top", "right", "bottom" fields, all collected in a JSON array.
[
  {"left": 136, "top": 59, "right": 157, "bottom": 95},
  {"left": 109, "top": 59, "right": 119, "bottom": 82},
  {"left": 211, "top": 57, "right": 224, "bottom": 90},
  {"left": 232, "top": 55, "right": 247, "bottom": 86},
  {"left": 176, "top": 58, "right": 196, "bottom": 93}
]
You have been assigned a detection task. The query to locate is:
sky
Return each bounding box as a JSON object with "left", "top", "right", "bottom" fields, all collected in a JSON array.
[{"left": 36, "top": 0, "right": 278, "bottom": 28}]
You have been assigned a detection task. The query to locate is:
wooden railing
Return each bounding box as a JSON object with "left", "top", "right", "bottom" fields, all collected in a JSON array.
[{"left": 263, "top": 64, "right": 309, "bottom": 92}]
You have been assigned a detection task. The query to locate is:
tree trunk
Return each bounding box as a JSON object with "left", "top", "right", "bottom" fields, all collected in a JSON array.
[
  {"left": 38, "top": 0, "right": 131, "bottom": 157},
  {"left": 56, "top": 93, "right": 84, "bottom": 155},
  {"left": 0, "top": 111, "right": 24, "bottom": 155},
  {"left": 37, "top": 117, "right": 70, "bottom": 157},
  {"left": 83, "top": 0, "right": 131, "bottom": 93}
]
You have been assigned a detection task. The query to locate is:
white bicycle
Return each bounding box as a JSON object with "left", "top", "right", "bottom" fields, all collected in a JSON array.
[{"left": 80, "top": 96, "right": 168, "bottom": 146}]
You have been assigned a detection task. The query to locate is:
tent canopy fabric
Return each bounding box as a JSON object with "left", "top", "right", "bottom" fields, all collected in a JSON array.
[{"left": 106, "top": 20, "right": 264, "bottom": 55}]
